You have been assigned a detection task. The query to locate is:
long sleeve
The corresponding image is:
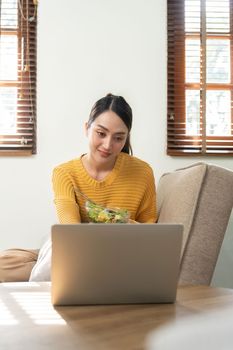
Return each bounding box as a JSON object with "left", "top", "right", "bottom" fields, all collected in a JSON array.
[
  {"left": 52, "top": 166, "right": 81, "bottom": 224},
  {"left": 135, "top": 166, "right": 157, "bottom": 223}
]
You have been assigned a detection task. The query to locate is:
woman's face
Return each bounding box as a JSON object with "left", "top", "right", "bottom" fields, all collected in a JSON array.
[{"left": 86, "top": 110, "right": 128, "bottom": 165}]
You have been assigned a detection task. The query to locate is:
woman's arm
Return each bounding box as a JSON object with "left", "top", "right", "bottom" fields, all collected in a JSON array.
[
  {"left": 135, "top": 167, "right": 157, "bottom": 223},
  {"left": 52, "top": 166, "right": 81, "bottom": 223}
]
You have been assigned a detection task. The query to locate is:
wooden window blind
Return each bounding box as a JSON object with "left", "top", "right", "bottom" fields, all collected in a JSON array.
[
  {"left": 0, "top": 0, "right": 37, "bottom": 155},
  {"left": 167, "top": 0, "right": 233, "bottom": 155}
]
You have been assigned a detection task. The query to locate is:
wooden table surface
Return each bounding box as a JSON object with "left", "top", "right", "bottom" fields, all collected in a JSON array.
[{"left": 1, "top": 282, "right": 233, "bottom": 350}]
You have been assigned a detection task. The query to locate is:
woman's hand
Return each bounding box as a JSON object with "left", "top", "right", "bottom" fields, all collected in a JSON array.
[{"left": 128, "top": 219, "right": 139, "bottom": 224}]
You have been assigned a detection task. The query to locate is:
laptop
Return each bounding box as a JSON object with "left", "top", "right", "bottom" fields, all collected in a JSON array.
[{"left": 51, "top": 223, "right": 183, "bottom": 306}]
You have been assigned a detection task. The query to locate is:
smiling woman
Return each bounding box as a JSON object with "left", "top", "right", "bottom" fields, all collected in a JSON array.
[
  {"left": 52, "top": 93, "right": 157, "bottom": 224},
  {"left": 0, "top": 93, "right": 157, "bottom": 283}
]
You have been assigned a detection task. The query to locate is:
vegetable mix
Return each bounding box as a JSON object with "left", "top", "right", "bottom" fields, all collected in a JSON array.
[{"left": 85, "top": 200, "right": 129, "bottom": 223}]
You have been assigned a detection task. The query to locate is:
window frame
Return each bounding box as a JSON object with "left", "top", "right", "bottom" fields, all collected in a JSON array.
[
  {"left": 167, "top": 0, "right": 233, "bottom": 156},
  {"left": 0, "top": 0, "right": 37, "bottom": 156}
]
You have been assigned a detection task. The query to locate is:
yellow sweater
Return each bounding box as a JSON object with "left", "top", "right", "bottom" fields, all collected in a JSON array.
[{"left": 52, "top": 152, "right": 157, "bottom": 223}]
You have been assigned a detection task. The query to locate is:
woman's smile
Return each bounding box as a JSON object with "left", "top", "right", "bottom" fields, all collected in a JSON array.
[{"left": 98, "top": 149, "right": 111, "bottom": 157}]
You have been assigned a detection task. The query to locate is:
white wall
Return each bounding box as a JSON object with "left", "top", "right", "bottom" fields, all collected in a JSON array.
[{"left": 0, "top": 0, "right": 232, "bottom": 287}]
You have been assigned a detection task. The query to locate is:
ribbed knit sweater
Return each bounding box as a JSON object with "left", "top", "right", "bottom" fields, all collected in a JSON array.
[{"left": 52, "top": 152, "right": 157, "bottom": 223}]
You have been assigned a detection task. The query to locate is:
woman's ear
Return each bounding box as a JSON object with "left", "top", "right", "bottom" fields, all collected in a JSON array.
[{"left": 84, "top": 122, "right": 89, "bottom": 136}]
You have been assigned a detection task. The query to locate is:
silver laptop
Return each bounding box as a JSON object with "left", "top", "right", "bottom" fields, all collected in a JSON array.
[{"left": 51, "top": 223, "right": 183, "bottom": 306}]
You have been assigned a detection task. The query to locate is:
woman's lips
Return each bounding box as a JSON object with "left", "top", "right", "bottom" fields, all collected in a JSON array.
[{"left": 98, "top": 149, "right": 111, "bottom": 157}]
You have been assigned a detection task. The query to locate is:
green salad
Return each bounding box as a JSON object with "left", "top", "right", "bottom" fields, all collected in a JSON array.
[{"left": 85, "top": 200, "right": 129, "bottom": 223}]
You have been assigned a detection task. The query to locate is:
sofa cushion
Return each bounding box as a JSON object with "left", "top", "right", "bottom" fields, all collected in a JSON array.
[
  {"left": 0, "top": 248, "right": 39, "bottom": 282},
  {"left": 29, "top": 237, "right": 51, "bottom": 282},
  {"left": 157, "top": 162, "right": 233, "bottom": 285}
]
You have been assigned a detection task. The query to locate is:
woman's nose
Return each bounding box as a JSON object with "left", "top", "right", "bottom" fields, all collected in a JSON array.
[{"left": 103, "top": 137, "right": 112, "bottom": 150}]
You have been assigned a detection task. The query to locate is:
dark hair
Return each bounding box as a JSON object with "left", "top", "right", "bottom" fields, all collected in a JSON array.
[{"left": 87, "top": 93, "right": 133, "bottom": 155}]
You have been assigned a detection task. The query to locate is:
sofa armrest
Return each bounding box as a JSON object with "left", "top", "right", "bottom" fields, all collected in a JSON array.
[{"left": 157, "top": 162, "right": 233, "bottom": 285}]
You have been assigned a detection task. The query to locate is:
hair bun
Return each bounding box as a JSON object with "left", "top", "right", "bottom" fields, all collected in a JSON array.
[{"left": 106, "top": 93, "right": 113, "bottom": 97}]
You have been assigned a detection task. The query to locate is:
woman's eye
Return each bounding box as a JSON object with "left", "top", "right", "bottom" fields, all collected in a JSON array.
[
  {"left": 115, "top": 137, "right": 124, "bottom": 142},
  {"left": 97, "top": 131, "right": 105, "bottom": 138}
]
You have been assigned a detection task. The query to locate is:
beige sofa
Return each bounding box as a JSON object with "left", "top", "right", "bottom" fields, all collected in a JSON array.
[
  {"left": 158, "top": 162, "right": 233, "bottom": 285},
  {"left": 1, "top": 162, "right": 233, "bottom": 284}
]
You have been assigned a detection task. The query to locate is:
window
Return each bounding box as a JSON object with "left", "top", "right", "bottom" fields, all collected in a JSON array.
[
  {"left": 167, "top": 0, "right": 233, "bottom": 155},
  {"left": 0, "top": 0, "right": 37, "bottom": 155}
]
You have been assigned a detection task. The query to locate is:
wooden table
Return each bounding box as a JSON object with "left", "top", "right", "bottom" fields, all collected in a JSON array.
[{"left": 1, "top": 282, "right": 233, "bottom": 350}]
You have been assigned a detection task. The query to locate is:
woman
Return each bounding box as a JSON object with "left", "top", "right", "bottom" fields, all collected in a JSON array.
[
  {"left": 52, "top": 93, "right": 157, "bottom": 224},
  {"left": 1, "top": 93, "right": 157, "bottom": 282}
]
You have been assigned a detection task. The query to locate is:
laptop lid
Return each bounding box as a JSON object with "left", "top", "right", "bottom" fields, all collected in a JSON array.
[{"left": 51, "top": 223, "right": 183, "bottom": 306}]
